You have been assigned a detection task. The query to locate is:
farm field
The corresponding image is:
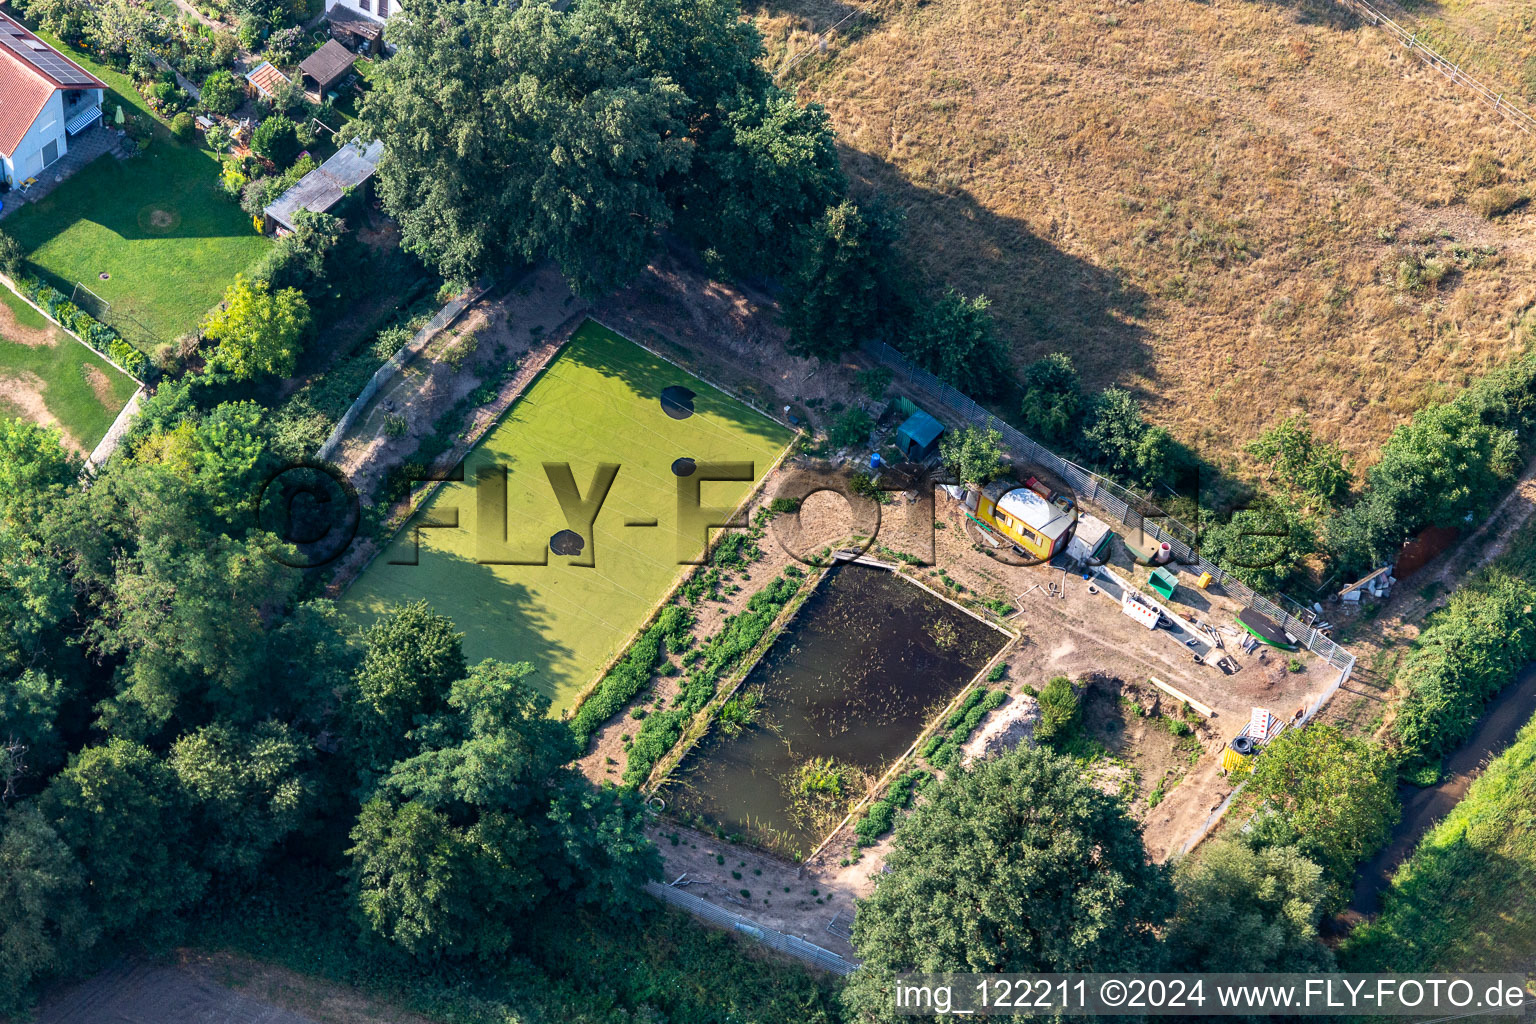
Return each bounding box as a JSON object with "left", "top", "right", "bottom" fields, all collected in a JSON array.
[
  {"left": 755, "top": 0, "right": 1536, "bottom": 467},
  {"left": 5, "top": 140, "right": 269, "bottom": 349},
  {"left": 343, "top": 320, "right": 793, "bottom": 714},
  {"left": 0, "top": 284, "right": 137, "bottom": 452}
]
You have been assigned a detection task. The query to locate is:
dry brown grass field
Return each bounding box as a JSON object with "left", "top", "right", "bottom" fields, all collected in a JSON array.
[
  {"left": 1389, "top": 0, "right": 1536, "bottom": 102},
  {"left": 752, "top": 0, "right": 1536, "bottom": 470}
]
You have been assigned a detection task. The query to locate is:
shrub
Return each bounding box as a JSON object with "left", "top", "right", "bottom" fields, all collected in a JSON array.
[
  {"left": 251, "top": 115, "right": 299, "bottom": 166},
  {"left": 170, "top": 111, "right": 196, "bottom": 142},
  {"left": 827, "top": 407, "right": 874, "bottom": 448},
  {"left": 939, "top": 424, "right": 1005, "bottom": 486},
  {"left": 857, "top": 366, "right": 892, "bottom": 401},
  {"left": 1019, "top": 351, "right": 1081, "bottom": 444},
  {"left": 0, "top": 229, "right": 24, "bottom": 279},
  {"left": 199, "top": 69, "right": 242, "bottom": 117},
  {"left": 621, "top": 572, "right": 803, "bottom": 786},
  {"left": 1470, "top": 184, "right": 1520, "bottom": 220},
  {"left": 569, "top": 618, "right": 670, "bottom": 748},
  {"left": 1391, "top": 566, "right": 1536, "bottom": 771},
  {"left": 1035, "top": 676, "right": 1079, "bottom": 744},
  {"left": 853, "top": 769, "right": 928, "bottom": 847},
  {"left": 1082, "top": 388, "right": 1171, "bottom": 487},
  {"left": 902, "top": 289, "right": 1010, "bottom": 398}
]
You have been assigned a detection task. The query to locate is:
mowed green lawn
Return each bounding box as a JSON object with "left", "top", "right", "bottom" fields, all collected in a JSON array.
[
  {"left": 0, "top": 285, "right": 136, "bottom": 450},
  {"left": 1342, "top": 709, "right": 1536, "bottom": 973},
  {"left": 5, "top": 138, "right": 270, "bottom": 346},
  {"left": 343, "top": 321, "right": 792, "bottom": 714}
]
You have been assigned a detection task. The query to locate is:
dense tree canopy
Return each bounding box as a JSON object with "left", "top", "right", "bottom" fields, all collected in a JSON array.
[
  {"left": 348, "top": 660, "right": 658, "bottom": 957},
  {"left": 1248, "top": 725, "right": 1400, "bottom": 882},
  {"left": 783, "top": 200, "right": 897, "bottom": 361},
  {"left": 1166, "top": 837, "right": 1334, "bottom": 973},
  {"left": 362, "top": 0, "right": 849, "bottom": 296},
  {"left": 843, "top": 747, "right": 1172, "bottom": 1021}
]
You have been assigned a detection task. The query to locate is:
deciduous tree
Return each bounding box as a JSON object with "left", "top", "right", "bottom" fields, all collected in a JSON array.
[
  {"left": 843, "top": 747, "right": 1171, "bottom": 1021},
  {"left": 0, "top": 803, "right": 97, "bottom": 1015},
  {"left": 903, "top": 289, "right": 1010, "bottom": 398},
  {"left": 202, "top": 274, "right": 310, "bottom": 380},
  {"left": 1248, "top": 725, "right": 1400, "bottom": 881},
  {"left": 939, "top": 424, "right": 1005, "bottom": 487},
  {"left": 1167, "top": 837, "right": 1334, "bottom": 973},
  {"left": 783, "top": 200, "right": 897, "bottom": 361},
  {"left": 41, "top": 739, "right": 204, "bottom": 938},
  {"left": 170, "top": 721, "right": 316, "bottom": 878}
]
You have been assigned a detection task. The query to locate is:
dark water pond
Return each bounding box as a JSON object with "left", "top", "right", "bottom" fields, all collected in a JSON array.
[{"left": 665, "top": 563, "right": 1007, "bottom": 857}]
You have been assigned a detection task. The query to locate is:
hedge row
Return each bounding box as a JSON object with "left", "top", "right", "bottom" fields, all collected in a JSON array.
[
  {"left": 570, "top": 605, "right": 693, "bottom": 748},
  {"left": 621, "top": 568, "right": 805, "bottom": 787},
  {"left": 1392, "top": 565, "right": 1536, "bottom": 774},
  {"left": 852, "top": 769, "right": 928, "bottom": 848},
  {"left": 14, "top": 274, "right": 150, "bottom": 380}
]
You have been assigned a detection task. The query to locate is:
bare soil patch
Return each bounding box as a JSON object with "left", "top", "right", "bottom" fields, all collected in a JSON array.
[
  {"left": 0, "top": 296, "right": 59, "bottom": 347},
  {"left": 0, "top": 370, "right": 85, "bottom": 453},
  {"left": 82, "top": 363, "right": 116, "bottom": 404}
]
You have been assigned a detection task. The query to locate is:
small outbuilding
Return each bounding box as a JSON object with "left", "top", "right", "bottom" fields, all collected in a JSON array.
[
  {"left": 1066, "top": 513, "right": 1113, "bottom": 564},
  {"left": 244, "top": 61, "right": 290, "bottom": 101},
  {"left": 895, "top": 409, "right": 944, "bottom": 461},
  {"left": 326, "top": 5, "right": 386, "bottom": 54},
  {"left": 262, "top": 137, "right": 383, "bottom": 234},
  {"left": 299, "top": 39, "right": 356, "bottom": 101}
]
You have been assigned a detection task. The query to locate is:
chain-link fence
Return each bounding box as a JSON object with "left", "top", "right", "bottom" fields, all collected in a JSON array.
[
  {"left": 861, "top": 339, "right": 1356, "bottom": 684},
  {"left": 643, "top": 881, "right": 858, "bottom": 976}
]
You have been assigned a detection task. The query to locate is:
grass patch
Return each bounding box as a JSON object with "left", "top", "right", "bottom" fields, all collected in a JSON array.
[
  {"left": 6, "top": 137, "right": 269, "bottom": 347},
  {"left": 342, "top": 320, "right": 792, "bottom": 715},
  {"left": 1342, "top": 709, "right": 1536, "bottom": 972},
  {"left": 0, "top": 285, "right": 136, "bottom": 449}
]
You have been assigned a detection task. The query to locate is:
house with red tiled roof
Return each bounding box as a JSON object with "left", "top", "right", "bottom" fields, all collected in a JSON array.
[{"left": 0, "top": 12, "right": 105, "bottom": 187}]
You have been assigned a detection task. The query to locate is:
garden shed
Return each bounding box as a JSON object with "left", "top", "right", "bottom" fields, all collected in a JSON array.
[
  {"left": 263, "top": 137, "right": 383, "bottom": 234},
  {"left": 895, "top": 409, "right": 944, "bottom": 460},
  {"left": 299, "top": 40, "right": 356, "bottom": 101},
  {"left": 244, "top": 61, "right": 290, "bottom": 101}
]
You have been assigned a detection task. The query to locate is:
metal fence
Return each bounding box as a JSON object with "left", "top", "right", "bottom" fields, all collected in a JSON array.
[
  {"left": 1335, "top": 0, "right": 1536, "bottom": 136},
  {"left": 643, "top": 881, "right": 859, "bottom": 976},
  {"left": 316, "top": 276, "right": 493, "bottom": 463},
  {"left": 861, "top": 339, "right": 1356, "bottom": 683}
]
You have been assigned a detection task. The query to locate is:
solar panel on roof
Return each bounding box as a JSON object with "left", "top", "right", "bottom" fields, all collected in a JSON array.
[{"left": 0, "top": 30, "right": 96, "bottom": 85}]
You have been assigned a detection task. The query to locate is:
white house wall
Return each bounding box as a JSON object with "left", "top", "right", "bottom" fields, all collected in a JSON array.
[
  {"left": 328, "top": 0, "right": 387, "bottom": 25},
  {"left": 5, "top": 91, "right": 65, "bottom": 184}
]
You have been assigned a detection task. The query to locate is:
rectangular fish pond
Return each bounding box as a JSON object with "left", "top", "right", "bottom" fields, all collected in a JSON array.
[{"left": 663, "top": 563, "right": 1010, "bottom": 858}]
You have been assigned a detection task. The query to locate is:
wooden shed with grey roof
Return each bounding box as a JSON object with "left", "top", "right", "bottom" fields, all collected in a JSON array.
[
  {"left": 263, "top": 138, "right": 383, "bottom": 234},
  {"left": 299, "top": 39, "right": 356, "bottom": 101}
]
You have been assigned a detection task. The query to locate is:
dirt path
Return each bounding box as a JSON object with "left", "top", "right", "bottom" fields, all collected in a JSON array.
[{"left": 330, "top": 265, "right": 582, "bottom": 499}]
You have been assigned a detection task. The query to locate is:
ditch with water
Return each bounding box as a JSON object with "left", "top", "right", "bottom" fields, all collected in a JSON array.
[{"left": 664, "top": 563, "right": 1009, "bottom": 858}]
